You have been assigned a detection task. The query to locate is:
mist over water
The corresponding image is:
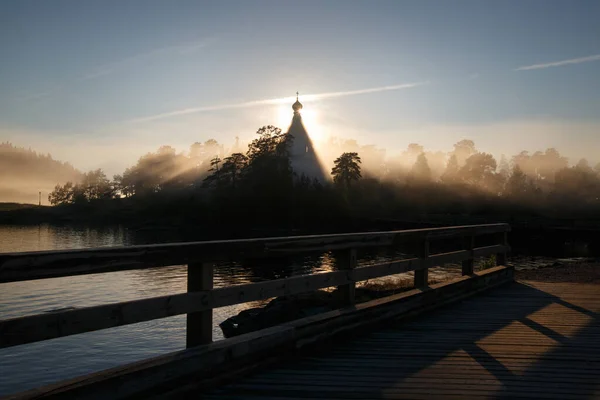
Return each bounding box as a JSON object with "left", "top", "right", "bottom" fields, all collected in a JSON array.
[{"left": 0, "top": 143, "right": 81, "bottom": 204}]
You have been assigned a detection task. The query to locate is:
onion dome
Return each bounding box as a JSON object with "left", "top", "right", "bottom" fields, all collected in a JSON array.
[{"left": 292, "top": 91, "right": 303, "bottom": 112}]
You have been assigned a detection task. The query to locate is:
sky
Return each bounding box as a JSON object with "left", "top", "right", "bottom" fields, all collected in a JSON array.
[{"left": 1, "top": 0, "right": 599, "bottom": 175}]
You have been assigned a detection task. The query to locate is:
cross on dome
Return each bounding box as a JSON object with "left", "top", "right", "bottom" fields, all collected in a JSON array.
[{"left": 292, "top": 91, "right": 303, "bottom": 113}]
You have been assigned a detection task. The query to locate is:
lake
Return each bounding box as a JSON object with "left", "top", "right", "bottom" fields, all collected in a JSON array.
[{"left": 0, "top": 224, "right": 571, "bottom": 396}]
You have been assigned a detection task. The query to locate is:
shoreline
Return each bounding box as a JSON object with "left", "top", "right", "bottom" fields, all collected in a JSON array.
[{"left": 516, "top": 259, "right": 600, "bottom": 282}]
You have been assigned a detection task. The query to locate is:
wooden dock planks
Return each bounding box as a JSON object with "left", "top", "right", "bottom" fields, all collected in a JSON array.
[{"left": 203, "top": 281, "right": 600, "bottom": 399}]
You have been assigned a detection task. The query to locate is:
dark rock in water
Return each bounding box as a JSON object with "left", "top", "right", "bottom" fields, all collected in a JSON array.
[
  {"left": 219, "top": 291, "right": 334, "bottom": 338},
  {"left": 219, "top": 287, "right": 403, "bottom": 338}
]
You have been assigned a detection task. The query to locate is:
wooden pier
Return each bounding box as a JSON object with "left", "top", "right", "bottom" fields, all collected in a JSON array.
[
  {"left": 2, "top": 223, "right": 597, "bottom": 399},
  {"left": 203, "top": 281, "right": 600, "bottom": 399}
]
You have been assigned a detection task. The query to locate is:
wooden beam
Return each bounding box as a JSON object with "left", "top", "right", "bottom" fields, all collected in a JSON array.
[
  {"left": 496, "top": 231, "right": 509, "bottom": 265},
  {"left": 353, "top": 258, "right": 421, "bottom": 282},
  {"left": 336, "top": 249, "right": 357, "bottom": 306},
  {"left": 414, "top": 238, "right": 431, "bottom": 288},
  {"left": 473, "top": 244, "right": 506, "bottom": 258},
  {"left": 462, "top": 235, "right": 475, "bottom": 275},
  {"left": 0, "top": 244, "right": 509, "bottom": 348},
  {"left": 414, "top": 239, "right": 429, "bottom": 288},
  {"left": 0, "top": 224, "right": 510, "bottom": 283},
  {"left": 187, "top": 263, "right": 213, "bottom": 348}
]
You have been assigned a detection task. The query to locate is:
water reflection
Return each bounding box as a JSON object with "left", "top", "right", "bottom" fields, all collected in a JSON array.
[
  {"left": 0, "top": 225, "right": 356, "bottom": 396},
  {"left": 0, "top": 224, "right": 131, "bottom": 253}
]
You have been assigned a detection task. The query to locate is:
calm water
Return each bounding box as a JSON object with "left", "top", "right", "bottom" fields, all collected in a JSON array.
[
  {"left": 0, "top": 226, "right": 331, "bottom": 396},
  {"left": 0, "top": 225, "right": 398, "bottom": 396},
  {"left": 0, "top": 224, "right": 568, "bottom": 396}
]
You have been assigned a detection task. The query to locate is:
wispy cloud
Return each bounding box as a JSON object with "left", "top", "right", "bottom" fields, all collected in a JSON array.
[
  {"left": 515, "top": 54, "right": 600, "bottom": 71},
  {"left": 128, "top": 81, "right": 429, "bottom": 123},
  {"left": 17, "top": 91, "right": 52, "bottom": 103},
  {"left": 80, "top": 38, "right": 213, "bottom": 81}
]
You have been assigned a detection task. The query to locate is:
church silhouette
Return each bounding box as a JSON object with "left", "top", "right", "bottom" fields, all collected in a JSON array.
[{"left": 286, "top": 93, "right": 328, "bottom": 182}]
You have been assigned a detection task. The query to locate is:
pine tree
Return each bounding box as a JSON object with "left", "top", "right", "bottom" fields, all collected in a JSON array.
[
  {"left": 331, "top": 152, "right": 362, "bottom": 188},
  {"left": 441, "top": 154, "right": 460, "bottom": 184}
]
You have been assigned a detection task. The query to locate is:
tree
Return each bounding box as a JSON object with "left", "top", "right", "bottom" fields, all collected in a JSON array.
[
  {"left": 498, "top": 155, "right": 510, "bottom": 179},
  {"left": 81, "top": 169, "right": 112, "bottom": 200},
  {"left": 245, "top": 125, "right": 293, "bottom": 189},
  {"left": 48, "top": 182, "right": 75, "bottom": 205},
  {"left": 220, "top": 153, "right": 248, "bottom": 189},
  {"left": 452, "top": 139, "right": 476, "bottom": 165},
  {"left": 407, "top": 153, "right": 431, "bottom": 184},
  {"left": 441, "top": 154, "right": 460, "bottom": 184},
  {"left": 554, "top": 164, "right": 600, "bottom": 202},
  {"left": 400, "top": 143, "right": 425, "bottom": 167},
  {"left": 331, "top": 152, "right": 362, "bottom": 188},
  {"left": 517, "top": 147, "right": 567, "bottom": 183},
  {"left": 189, "top": 139, "right": 223, "bottom": 170},
  {"left": 505, "top": 165, "right": 528, "bottom": 197},
  {"left": 112, "top": 174, "right": 124, "bottom": 198},
  {"left": 123, "top": 146, "right": 194, "bottom": 194},
  {"left": 157, "top": 145, "right": 176, "bottom": 156},
  {"left": 112, "top": 173, "right": 135, "bottom": 198},
  {"left": 459, "top": 153, "right": 497, "bottom": 186},
  {"left": 203, "top": 156, "right": 223, "bottom": 188},
  {"left": 118, "top": 168, "right": 137, "bottom": 197},
  {"left": 576, "top": 158, "right": 593, "bottom": 173},
  {"left": 511, "top": 151, "right": 535, "bottom": 178},
  {"left": 247, "top": 125, "right": 285, "bottom": 161},
  {"left": 424, "top": 151, "right": 447, "bottom": 180},
  {"left": 403, "top": 143, "right": 424, "bottom": 157},
  {"left": 48, "top": 169, "right": 114, "bottom": 204}
]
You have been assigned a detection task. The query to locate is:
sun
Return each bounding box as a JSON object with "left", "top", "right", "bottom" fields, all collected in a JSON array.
[{"left": 276, "top": 104, "right": 325, "bottom": 144}]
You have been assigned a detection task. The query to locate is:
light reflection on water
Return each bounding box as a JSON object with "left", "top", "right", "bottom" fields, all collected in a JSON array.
[
  {"left": 0, "top": 224, "right": 465, "bottom": 396},
  {"left": 0, "top": 225, "right": 342, "bottom": 395}
]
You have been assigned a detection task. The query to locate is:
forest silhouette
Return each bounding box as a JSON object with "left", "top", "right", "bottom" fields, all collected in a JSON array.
[
  {"left": 2, "top": 126, "right": 600, "bottom": 233},
  {"left": 0, "top": 143, "right": 81, "bottom": 204}
]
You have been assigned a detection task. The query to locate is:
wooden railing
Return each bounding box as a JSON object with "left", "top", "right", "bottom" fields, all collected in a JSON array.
[{"left": 0, "top": 224, "right": 510, "bottom": 350}]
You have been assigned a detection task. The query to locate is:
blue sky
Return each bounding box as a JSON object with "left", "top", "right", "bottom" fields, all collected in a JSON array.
[{"left": 1, "top": 0, "right": 599, "bottom": 174}]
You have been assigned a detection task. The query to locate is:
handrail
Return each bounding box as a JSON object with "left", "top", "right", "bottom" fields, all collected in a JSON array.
[
  {"left": 0, "top": 223, "right": 509, "bottom": 283},
  {"left": 0, "top": 223, "right": 510, "bottom": 350}
]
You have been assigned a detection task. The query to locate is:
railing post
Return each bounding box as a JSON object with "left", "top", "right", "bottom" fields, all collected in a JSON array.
[
  {"left": 496, "top": 231, "right": 508, "bottom": 266},
  {"left": 462, "top": 235, "right": 475, "bottom": 275},
  {"left": 337, "top": 248, "right": 357, "bottom": 306},
  {"left": 186, "top": 262, "right": 213, "bottom": 348},
  {"left": 414, "top": 238, "right": 429, "bottom": 288}
]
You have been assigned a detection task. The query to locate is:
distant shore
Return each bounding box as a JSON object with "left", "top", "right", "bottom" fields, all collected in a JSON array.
[
  {"left": 1, "top": 202, "right": 600, "bottom": 261},
  {"left": 516, "top": 259, "right": 600, "bottom": 283}
]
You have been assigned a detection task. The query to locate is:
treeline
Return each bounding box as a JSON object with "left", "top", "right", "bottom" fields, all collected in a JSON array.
[
  {"left": 42, "top": 128, "right": 600, "bottom": 230},
  {"left": 0, "top": 142, "right": 82, "bottom": 204}
]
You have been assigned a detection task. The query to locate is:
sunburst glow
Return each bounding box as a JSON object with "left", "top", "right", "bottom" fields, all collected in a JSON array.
[{"left": 276, "top": 104, "right": 325, "bottom": 144}]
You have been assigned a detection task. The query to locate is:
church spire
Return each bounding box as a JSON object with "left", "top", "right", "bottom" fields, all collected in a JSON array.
[{"left": 292, "top": 91, "right": 303, "bottom": 113}]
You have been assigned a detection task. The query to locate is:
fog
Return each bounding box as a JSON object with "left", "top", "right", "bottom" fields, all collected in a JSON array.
[
  {"left": 0, "top": 143, "right": 81, "bottom": 204},
  {"left": 1, "top": 117, "right": 599, "bottom": 209}
]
